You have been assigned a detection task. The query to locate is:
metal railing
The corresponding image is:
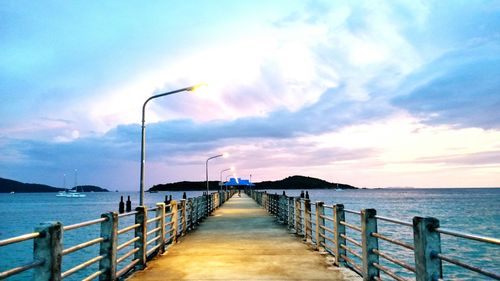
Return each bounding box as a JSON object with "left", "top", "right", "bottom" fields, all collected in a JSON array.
[
  {"left": 0, "top": 190, "right": 235, "bottom": 280},
  {"left": 249, "top": 189, "right": 500, "bottom": 281}
]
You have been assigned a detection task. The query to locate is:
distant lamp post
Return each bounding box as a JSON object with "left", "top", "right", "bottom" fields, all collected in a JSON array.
[
  {"left": 220, "top": 166, "right": 235, "bottom": 190},
  {"left": 206, "top": 152, "right": 229, "bottom": 194},
  {"left": 139, "top": 83, "right": 207, "bottom": 206},
  {"left": 226, "top": 173, "right": 235, "bottom": 182}
]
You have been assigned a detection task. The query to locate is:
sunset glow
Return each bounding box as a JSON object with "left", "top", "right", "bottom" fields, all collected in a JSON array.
[{"left": 1, "top": 1, "right": 499, "bottom": 190}]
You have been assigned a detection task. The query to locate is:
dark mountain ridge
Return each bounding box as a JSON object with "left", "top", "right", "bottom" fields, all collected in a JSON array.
[
  {"left": 150, "top": 175, "right": 357, "bottom": 191},
  {"left": 0, "top": 177, "right": 109, "bottom": 193},
  {"left": 255, "top": 175, "right": 356, "bottom": 190}
]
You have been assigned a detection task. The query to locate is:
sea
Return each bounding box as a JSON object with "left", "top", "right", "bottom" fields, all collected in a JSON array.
[{"left": 0, "top": 188, "right": 499, "bottom": 280}]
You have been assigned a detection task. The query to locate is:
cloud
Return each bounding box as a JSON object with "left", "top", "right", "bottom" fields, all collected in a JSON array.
[
  {"left": 393, "top": 44, "right": 500, "bottom": 129},
  {"left": 105, "top": 84, "right": 390, "bottom": 150},
  {"left": 415, "top": 150, "right": 500, "bottom": 166},
  {"left": 2, "top": 1, "right": 500, "bottom": 189}
]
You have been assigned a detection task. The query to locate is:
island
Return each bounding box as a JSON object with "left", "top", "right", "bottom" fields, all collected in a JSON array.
[
  {"left": 149, "top": 175, "right": 357, "bottom": 192},
  {"left": 0, "top": 177, "right": 110, "bottom": 193}
]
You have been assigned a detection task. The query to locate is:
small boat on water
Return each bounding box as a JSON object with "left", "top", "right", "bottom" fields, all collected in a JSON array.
[
  {"left": 56, "top": 170, "right": 86, "bottom": 198},
  {"left": 56, "top": 190, "right": 86, "bottom": 198}
]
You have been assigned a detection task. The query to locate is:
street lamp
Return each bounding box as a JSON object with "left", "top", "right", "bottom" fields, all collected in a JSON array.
[
  {"left": 225, "top": 173, "right": 235, "bottom": 181},
  {"left": 206, "top": 152, "right": 229, "bottom": 194},
  {"left": 220, "top": 166, "right": 235, "bottom": 189},
  {"left": 139, "top": 83, "right": 206, "bottom": 206}
]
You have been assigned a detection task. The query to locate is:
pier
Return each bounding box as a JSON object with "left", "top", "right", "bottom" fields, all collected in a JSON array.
[
  {"left": 127, "top": 193, "right": 355, "bottom": 280},
  {"left": 0, "top": 189, "right": 499, "bottom": 281}
]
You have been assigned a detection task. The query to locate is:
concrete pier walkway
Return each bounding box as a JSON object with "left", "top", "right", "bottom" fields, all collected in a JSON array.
[{"left": 128, "top": 193, "right": 359, "bottom": 280}]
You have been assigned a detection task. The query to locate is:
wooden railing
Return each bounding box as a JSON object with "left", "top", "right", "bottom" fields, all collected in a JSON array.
[
  {"left": 249, "top": 190, "right": 500, "bottom": 281},
  {"left": 0, "top": 190, "right": 235, "bottom": 280}
]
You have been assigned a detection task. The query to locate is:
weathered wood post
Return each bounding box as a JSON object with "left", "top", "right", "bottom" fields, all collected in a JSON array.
[
  {"left": 294, "top": 197, "right": 301, "bottom": 235},
  {"left": 263, "top": 193, "right": 268, "bottom": 211},
  {"left": 196, "top": 197, "right": 201, "bottom": 223},
  {"left": 334, "top": 204, "right": 346, "bottom": 266},
  {"left": 156, "top": 203, "right": 166, "bottom": 254},
  {"left": 188, "top": 199, "right": 195, "bottom": 230},
  {"left": 288, "top": 197, "right": 295, "bottom": 228},
  {"left": 361, "top": 208, "right": 379, "bottom": 281},
  {"left": 181, "top": 199, "right": 187, "bottom": 235},
  {"left": 277, "top": 194, "right": 281, "bottom": 217},
  {"left": 273, "top": 194, "right": 281, "bottom": 215},
  {"left": 170, "top": 200, "right": 178, "bottom": 243},
  {"left": 280, "top": 192, "right": 288, "bottom": 224},
  {"left": 413, "top": 216, "right": 442, "bottom": 281},
  {"left": 315, "top": 201, "right": 325, "bottom": 250},
  {"left": 134, "top": 206, "right": 148, "bottom": 269},
  {"left": 33, "top": 222, "right": 62, "bottom": 281},
  {"left": 99, "top": 212, "right": 118, "bottom": 281},
  {"left": 210, "top": 193, "right": 213, "bottom": 212},
  {"left": 204, "top": 194, "right": 209, "bottom": 218},
  {"left": 304, "top": 198, "right": 312, "bottom": 242},
  {"left": 186, "top": 199, "right": 191, "bottom": 230}
]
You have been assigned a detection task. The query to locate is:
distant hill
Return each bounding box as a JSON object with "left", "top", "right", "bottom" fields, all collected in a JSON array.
[
  {"left": 150, "top": 181, "right": 220, "bottom": 192},
  {"left": 0, "top": 177, "right": 109, "bottom": 193},
  {"left": 149, "top": 175, "right": 356, "bottom": 192},
  {"left": 72, "top": 185, "right": 109, "bottom": 192},
  {"left": 254, "top": 175, "right": 357, "bottom": 190}
]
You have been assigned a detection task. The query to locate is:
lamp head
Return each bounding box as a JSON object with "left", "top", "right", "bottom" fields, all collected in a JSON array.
[
  {"left": 222, "top": 152, "right": 229, "bottom": 158},
  {"left": 230, "top": 166, "right": 235, "bottom": 171},
  {"left": 187, "top": 83, "right": 208, "bottom": 92}
]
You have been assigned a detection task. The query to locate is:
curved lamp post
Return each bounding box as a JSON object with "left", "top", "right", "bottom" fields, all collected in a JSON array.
[
  {"left": 219, "top": 167, "right": 235, "bottom": 190},
  {"left": 139, "top": 83, "right": 206, "bottom": 206},
  {"left": 206, "top": 153, "right": 229, "bottom": 194},
  {"left": 225, "top": 173, "right": 235, "bottom": 181}
]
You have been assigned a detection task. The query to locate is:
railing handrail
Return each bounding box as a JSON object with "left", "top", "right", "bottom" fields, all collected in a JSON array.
[
  {"left": 436, "top": 227, "right": 500, "bottom": 245},
  {"left": 249, "top": 189, "right": 500, "bottom": 281},
  {"left": 63, "top": 217, "right": 108, "bottom": 231},
  {"left": 0, "top": 232, "right": 40, "bottom": 247},
  {"left": 0, "top": 190, "right": 235, "bottom": 281}
]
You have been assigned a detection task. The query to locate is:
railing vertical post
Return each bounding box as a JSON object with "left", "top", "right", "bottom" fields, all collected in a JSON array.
[
  {"left": 294, "top": 197, "right": 301, "bottom": 235},
  {"left": 334, "top": 204, "right": 346, "bottom": 266},
  {"left": 188, "top": 199, "right": 195, "bottom": 230},
  {"left": 315, "top": 201, "right": 325, "bottom": 250},
  {"left": 361, "top": 209, "right": 379, "bottom": 281},
  {"left": 134, "top": 206, "right": 148, "bottom": 269},
  {"left": 171, "top": 200, "right": 178, "bottom": 243},
  {"left": 413, "top": 216, "right": 442, "bottom": 281},
  {"left": 204, "top": 194, "right": 209, "bottom": 218},
  {"left": 278, "top": 195, "right": 283, "bottom": 221},
  {"left": 196, "top": 197, "right": 201, "bottom": 223},
  {"left": 263, "top": 193, "right": 267, "bottom": 211},
  {"left": 156, "top": 203, "right": 166, "bottom": 254},
  {"left": 273, "top": 195, "right": 277, "bottom": 215},
  {"left": 181, "top": 199, "right": 187, "bottom": 235},
  {"left": 273, "top": 195, "right": 277, "bottom": 217},
  {"left": 304, "top": 198, "right": 311, "bottom": 242},
  {"left": 33, "top": 221, "right": 62, "bottom": 281},
  {"left": 282, "top": 194, "right": 288, "bottom": 223},
  {"left": 99, "top": 212, "right": 117, "bottom": 281},
  {"left": 288, "top": 197, "right": 294, "bottom": 228},
  {"left": 208, "top": 194, "right": 211, "bottom": 214}
]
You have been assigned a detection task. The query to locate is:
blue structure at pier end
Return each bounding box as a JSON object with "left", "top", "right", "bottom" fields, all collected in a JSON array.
[{"left": 223, "top": 178, "right": 254, "bottom": 188}]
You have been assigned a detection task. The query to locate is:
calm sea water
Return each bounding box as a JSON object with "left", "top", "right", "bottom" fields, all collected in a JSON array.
[{"left": 0, "top": 188, "right": 498, "bottom": 280}]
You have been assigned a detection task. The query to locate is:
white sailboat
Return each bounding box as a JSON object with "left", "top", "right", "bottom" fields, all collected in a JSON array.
[{"left": 56, "top": 170, "right": 86, "bottom": 198}]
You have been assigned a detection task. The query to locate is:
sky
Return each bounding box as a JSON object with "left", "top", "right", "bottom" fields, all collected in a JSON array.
[{"left": 1, "top": 0, "right": 500, "bottom": 190}]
